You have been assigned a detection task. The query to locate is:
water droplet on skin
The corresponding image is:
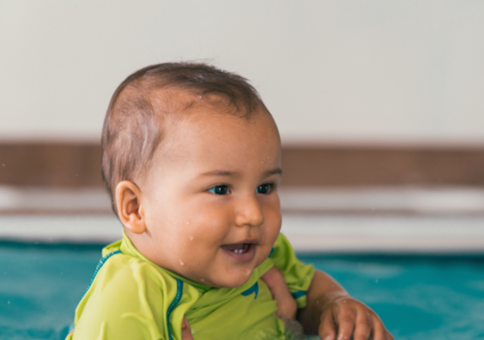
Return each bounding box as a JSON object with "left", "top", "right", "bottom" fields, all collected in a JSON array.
[
  {"left": 200, "top": 278, "right": 205, "bottom": 282},
  {"left": 245, "top": 269, "right": 251, "bottom": 276},
  {"left": 179, "top": 259, "right": 184, "bottom": 266},
  {"left": 197, "top": 95, "right": 202, "bottom": 99},
  {"left": 188, "top": 236, "right": 194, "bottom": 241},
  {"left": 343, "top": 300, "right": 346, "bottom": 303}
]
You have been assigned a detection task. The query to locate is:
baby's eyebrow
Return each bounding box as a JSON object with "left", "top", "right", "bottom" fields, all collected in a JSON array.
[
  {"left": 200, "top": 170, "right": 236, "bottom": 177},
  {"left": 264, "top": 168, "right": 283, "bottom": 177},
  {"left": 198, "top": 168, "right": 282, "bottom": 178}
]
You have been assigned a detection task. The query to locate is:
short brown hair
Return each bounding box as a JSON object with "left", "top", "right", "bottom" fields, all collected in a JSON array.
[{"left": 101, "top": 62, "right": 267, "bottom": 213}]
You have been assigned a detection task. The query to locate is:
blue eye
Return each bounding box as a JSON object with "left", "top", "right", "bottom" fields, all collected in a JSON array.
[
  {"left": 208, "top": 185, "right": 230, "bottom": 195},
  {"left": 256, "top": 183, "right": 273, "bottom": 195}
]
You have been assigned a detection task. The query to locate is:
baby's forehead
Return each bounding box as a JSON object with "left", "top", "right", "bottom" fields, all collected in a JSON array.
[
  {"left": 155, "top": 101, "right": 276, "bottom": 151},
  {"left": 148, "top": 108, "right": 280, "bottom": 177}
]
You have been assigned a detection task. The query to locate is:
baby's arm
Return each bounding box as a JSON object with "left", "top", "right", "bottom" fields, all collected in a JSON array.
[
  {"left": 298, "top": 270, "right": 393, "bottom": 340},
  {"left": 261, "top": 266, "right": 297, "bottom": 320}
]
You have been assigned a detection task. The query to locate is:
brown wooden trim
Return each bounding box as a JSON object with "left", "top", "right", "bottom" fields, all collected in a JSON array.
[
  {"left": 1, "top": 143, "right": 483, "bottom": 187},
  {"left": 281, "top": 146, "right": 484, "bottom": 187},
  {"left": 0, "top": 143, "right": 103, "bottom": 187}
]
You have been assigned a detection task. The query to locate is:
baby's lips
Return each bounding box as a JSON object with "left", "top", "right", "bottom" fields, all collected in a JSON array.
[
  {"left": 220, "top": 240, "right": 258, "bottom": 261},
  {"left": 220, "top": 239, "right": 258, "bottom": 252},
  {"left": 221, "top": 243, "right": 247, "bottom": 252}
]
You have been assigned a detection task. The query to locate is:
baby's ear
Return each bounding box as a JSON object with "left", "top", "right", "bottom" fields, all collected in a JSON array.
[{"left": 115, "top": 180, "right": 146, "bottom": 234}]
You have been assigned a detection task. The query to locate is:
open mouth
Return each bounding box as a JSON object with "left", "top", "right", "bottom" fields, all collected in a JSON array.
[
  {"left": 221, "top": 241, "right": 257, "bottom": 261},
  {"left": 222, "top": 243, "right": 251, "bottom": 254}
]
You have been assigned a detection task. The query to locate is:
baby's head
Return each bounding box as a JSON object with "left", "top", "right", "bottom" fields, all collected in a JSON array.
[{"left": 102, "top": 63, "right": 282, "bottom": 288}]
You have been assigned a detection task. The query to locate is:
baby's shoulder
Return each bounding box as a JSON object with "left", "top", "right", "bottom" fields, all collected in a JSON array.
[
  {"left": 73, "top": 253, "right": 172, "bottom": 338},
  {"left": 90, "top": 251, "right": 173, "bottom": 297}
]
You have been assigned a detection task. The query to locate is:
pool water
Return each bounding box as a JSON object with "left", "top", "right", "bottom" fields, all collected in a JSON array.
[
  {"left": 1, "top": 242, "right": 483, "bottom": 340},
  {"left": 298, "top": 254, "right": 484, "bottom": 339}
]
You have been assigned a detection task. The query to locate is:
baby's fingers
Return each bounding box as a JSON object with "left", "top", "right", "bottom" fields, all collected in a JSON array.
[{"left": 318, "top": 308, "right": 336, "bottom": 340}]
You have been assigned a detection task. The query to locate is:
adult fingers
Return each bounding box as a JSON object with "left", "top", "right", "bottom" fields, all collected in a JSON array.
[
  {"left": 353, "top": 311, "right": 373, "bottom": 340},
  {"left": 335, "top": 307, "right": 356, "bottom": 340},
  {"left": 371, "top": 314, "right": 389, "bottom": 340},
  {"left": 318, "top": 308, "right": 337, "bottom": 340},
  {"left": 181, "top": 316, "right": 194, "bottom": 340}
]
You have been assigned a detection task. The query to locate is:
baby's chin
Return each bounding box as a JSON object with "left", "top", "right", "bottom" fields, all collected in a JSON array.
[{"left": 188, "top": 252, "right": 266, "bottom": 288}]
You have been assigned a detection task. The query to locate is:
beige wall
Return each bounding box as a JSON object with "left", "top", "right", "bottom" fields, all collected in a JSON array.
[{"left": 1, "top": 0, "right": 483, "bottom": 145}]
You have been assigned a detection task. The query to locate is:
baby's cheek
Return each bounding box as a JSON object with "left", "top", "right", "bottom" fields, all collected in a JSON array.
[
  {"left": 190, "top": 210, "right": 231, "bottom": 240},
  {"left": 263, "top": 208, "right": 282, "bottom": 237}
]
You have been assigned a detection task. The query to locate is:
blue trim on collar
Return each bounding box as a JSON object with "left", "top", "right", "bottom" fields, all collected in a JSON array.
[
  {"left": 167, "top": 278, "right": 184, "bottom": 340},
  {"left": 241, "top": 281, "right": 259, "bottom": 299},
  {"left": 81, "top": 250, "right": 122, "bottom": 300},
  {"left": 291, "top": 290, "right": 306, "bottom": 299}
]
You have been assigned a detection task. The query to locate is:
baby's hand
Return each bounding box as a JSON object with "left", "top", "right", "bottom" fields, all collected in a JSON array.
[
  {"left": 181, "top": 316, "right": 194, "bottom": 340},
  {"left": 318, "top": 296, "right": 393, "bottom": 340},
  {"left": 261, "top": 266, "right": 297, "bottom": 320}
]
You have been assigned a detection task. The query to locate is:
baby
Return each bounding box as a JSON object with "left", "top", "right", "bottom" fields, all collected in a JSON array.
[{"left": 67, "top": 63, "right": 392, "bottom": 340}]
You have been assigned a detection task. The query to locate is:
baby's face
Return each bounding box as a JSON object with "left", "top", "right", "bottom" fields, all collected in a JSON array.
[{"left": 138, "top": 105, "right": 282, "bottom": 288}]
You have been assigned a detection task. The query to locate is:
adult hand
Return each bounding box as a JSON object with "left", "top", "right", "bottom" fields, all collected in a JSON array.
[
  {"left": 181, "top": 316, "right": 194, "bottom": 340},
  {"left": 261, "top": 266, "right": 298, "bottom": 320},
  {"left": 297, "top": 270, "right": 393, "bottom": 340},
  {"left": 318, "top": 296, "right": 393, "bottom": 340}
]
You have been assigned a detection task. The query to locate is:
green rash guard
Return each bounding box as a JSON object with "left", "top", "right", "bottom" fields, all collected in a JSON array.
[{"left": 68, "top": 232, "right": 315, "bottom": 340}]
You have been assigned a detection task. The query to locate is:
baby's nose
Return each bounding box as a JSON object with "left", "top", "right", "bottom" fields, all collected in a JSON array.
[{"left": 234, "top": 194, "right": 264, "bottom": 227}]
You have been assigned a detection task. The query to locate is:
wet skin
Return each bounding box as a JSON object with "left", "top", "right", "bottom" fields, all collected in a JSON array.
[{"left": 117, "top": 106, "right": 283, "bottom": 288}]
